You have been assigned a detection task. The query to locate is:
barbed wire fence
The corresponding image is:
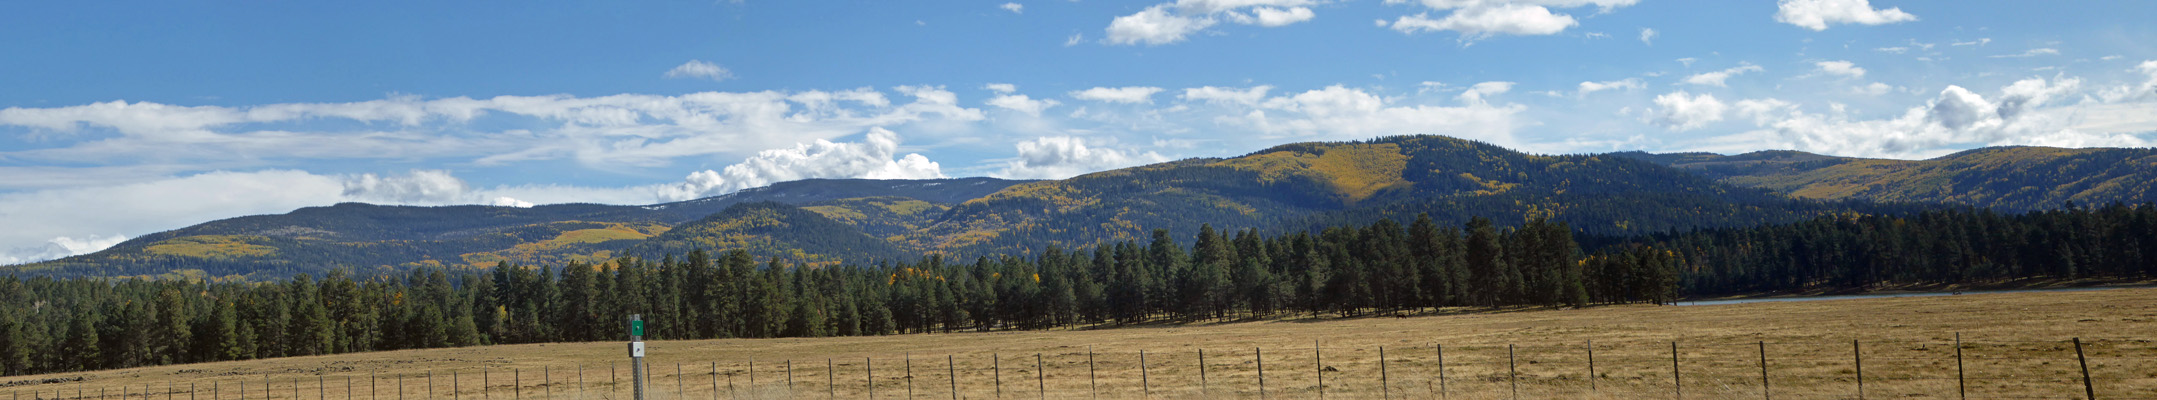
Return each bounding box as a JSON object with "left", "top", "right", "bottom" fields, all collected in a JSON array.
[{"left": 10, "top": 336, "right": 2155, "bottom": 399}]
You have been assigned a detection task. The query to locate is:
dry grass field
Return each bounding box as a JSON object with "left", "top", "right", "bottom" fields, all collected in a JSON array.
[{"left": 8, "top": 287, "right": 2156, "bottom": 400}]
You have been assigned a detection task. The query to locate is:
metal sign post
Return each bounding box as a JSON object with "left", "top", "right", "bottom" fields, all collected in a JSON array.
[{"left": 629, "top": 314, "right": 647, "bottom": 400}]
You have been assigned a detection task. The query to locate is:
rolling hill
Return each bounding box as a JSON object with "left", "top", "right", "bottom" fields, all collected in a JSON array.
[
  {"left": 15, "top": 135, "right": 2157, "bottom": 280},
  {"left": 1615, "top": 146, "right": 2157, "bottom": 211}
]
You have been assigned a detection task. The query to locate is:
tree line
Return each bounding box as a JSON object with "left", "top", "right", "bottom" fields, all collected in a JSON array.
[{"left": 5, "top": 204, "right": 2154, "bottom": 376}]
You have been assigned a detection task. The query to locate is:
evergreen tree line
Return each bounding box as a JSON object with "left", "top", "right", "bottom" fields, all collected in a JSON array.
[
  {"left": 6, "top": 205, "right": 2153, "bottom": 376},
  {"left": 1645, "top": 203, "right": 2157, "bottom": 296}
]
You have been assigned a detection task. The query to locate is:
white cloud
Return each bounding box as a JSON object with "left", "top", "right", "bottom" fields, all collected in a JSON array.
[
  {"left": 1071, "top": 86, "right": 1167, "bottom": 104},
  {"left": 987, "top": 94, "right": 1062, "bottom": 116},
  {"left": 1952, "top": 38, "right": 1991, "bottom": 46},
  {"left": 0, "top": 88, "right": 983, "bottom": 174},
  {"left": 1204, "top": 84, "right": 1527, "bottom": 145},
  {"left": 1246, "top": 6, "right": 1317, "bottom": 27},
  {"left": 1854, "top": 82, "right": 1896, "bottom": 96},
  {"left": 994, "top": 136, "right": 1171, "bottom": 179},
  {"left": 1639, "top": 27, "right": 1657, "bottom": 45},
  {"left": 1815, "top": 60, "right": 1866, "bottom": 78},
  {"left": 342, "top": 170, "right": 472, "bottom": 205},
  {"left": 1380, "top": 0, "right": 1638, "bottom": 40},
  {"left": 1875, "top": 46, "right": 1909, "bottom": 54},
  {"left": 1, "top": 234, "right": 129, "bottom": 266},
  {"left": 1105, "top": 0, "right": 1319, "bottom": 46},
  {"left": 1457, "top": 81, "right": 1516, "bottom": 105},
  {"left": 1648, "top": 91, "right": 1727, "bottom": 131},
  {"left": 1182, "top": 85, "right": 1275, "bottom": 106},
  {"left": 1065, "top": 33, "right": 1085, "bottom": 46},
  {"left": 664, "top": 60, "right": 735, "bottom": 82},
  {"left": 1725, "top": 76, "right": 2151, "bottom": 159},
  {"left": 1683, "top": 64, "right": 1765, "bottom": 87},
  {"left": 655, "top": 127, "right": 944, "bottom": 201},
  {"left": 1676, "top": 57, "right": 1697, "bottom": 67},
  {"left": 1387, "top": 4, "right": 1576, "bottom": 39},
  {"left": 1577, "top": 78, "right": 1644, "bottom": 96},
  {"left": 1002, "top": 2, "right": 1024, "bottom": 13},
  {"left": 1773, "top": 0, "right": 1917, "bottom": 31},
  {"left": 1990, "top": 48, "right": 2061, "bottom": 58},
  {"left": 985, "top": 83, "right": 1018, "bottom": 93}
]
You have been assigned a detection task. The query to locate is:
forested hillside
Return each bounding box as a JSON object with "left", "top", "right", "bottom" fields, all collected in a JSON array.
[
  {"left": 13, "top": 136, "right": 2155, "bottom": 281},
  {"left": 1617, "top": 146, "right": 2157, "bottom": 210},
  {"left": 5, "top": 204, "right": 2152, "bottom": 376}
]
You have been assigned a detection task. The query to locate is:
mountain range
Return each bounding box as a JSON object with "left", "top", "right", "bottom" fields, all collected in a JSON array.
[{"left": 10, "top": 135, "right": 2153, "bottom": 280}]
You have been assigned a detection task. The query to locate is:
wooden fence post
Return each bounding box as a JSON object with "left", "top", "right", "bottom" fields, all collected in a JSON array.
[{"left": 827, "top": 359, "right": 836, "bottom": 400}]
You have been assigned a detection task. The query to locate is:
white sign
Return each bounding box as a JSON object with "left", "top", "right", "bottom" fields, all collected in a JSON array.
[{"left": 629, "top": 341, "right": 645, "bottom": 357}]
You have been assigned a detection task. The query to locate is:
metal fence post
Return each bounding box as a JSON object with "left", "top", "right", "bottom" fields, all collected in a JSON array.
[
  {"left": 1436, "top": 344, "right": 1447, "bottom": 400},
  {"left": 1139, "top": 350, "right": 1152, "bottom": 398},
  {"left": 867, "top": 357, "right": 875, "bottom": 400},
  {"left": 1508, "top": 344, "right": 1519, "bottom": 400},
  {"left": 1315, "top": 340, "right": 1324, "bottom": 400},
  {"left": 1954, "top": 333, "right": 1966, "bottom": 400},
  {"left": 828, "top": 359, "right": 836, "bottom": 400},
  {"left": 1198, "top": 348, "right": 1209, "bottom": 398},
  {"left": 1378, "top": 346, "right": 1390, "bottom": 400},
  {"left": 904, "top": 354, "right": 913, "bottom": 400},
  {"left": 1033, "top": 354, "right": 1044, "bottom": 400},
  {"left": 1587, "top": 340, "right": 1597, "bottom": 393},
  {"left": 1672, "top": 341, "right": 1682, "bottom": 400},
  {"left": 1086, "top": 347, "right": 1096, "bottom": 400},
  {"left": 2075, "top": 338, "right": 2095, "bottom": 400},
  {"left": 1759, "top": 341, "right": 1771, "bottom": 400},
  {"left": 1854, "top": 340, "right": 1864, "bottom": 400},
  {"left": 947, "top": 355, "right": 957, "bottom": 400},
  {"left": 993, "top": 354, "right": 1002, "bottom": 399},
  {"left": 1256, "top": 347, "right": 1267, "bottom": 400}
]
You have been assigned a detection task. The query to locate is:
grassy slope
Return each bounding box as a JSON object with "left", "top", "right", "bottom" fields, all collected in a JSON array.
[
  {"left": 11, "top": 287, "right": 2153, "bottom": 399},
  {"left": 1622, "top": 146, "right": 2157, "bottom": 210}
]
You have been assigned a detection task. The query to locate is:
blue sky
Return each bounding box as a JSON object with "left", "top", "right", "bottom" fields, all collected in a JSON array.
[{"left": 5, "top": 0, "right": 2157, "bottom": 263}]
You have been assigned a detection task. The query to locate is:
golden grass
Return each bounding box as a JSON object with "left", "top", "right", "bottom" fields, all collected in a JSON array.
[
  {"left": 142, "top": 235, "right": 277, "bottom": 259},
  {"left": 10, "top": 287, "right": 2156, "bottom": 399}
]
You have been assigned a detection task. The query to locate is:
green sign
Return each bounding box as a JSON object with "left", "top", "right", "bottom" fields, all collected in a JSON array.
[{"left": 630, "top": 320, "right": 644, "bottom": 336}]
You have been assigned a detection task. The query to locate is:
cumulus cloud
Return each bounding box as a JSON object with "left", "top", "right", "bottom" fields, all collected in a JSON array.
[
  {"left": 1106, "top": 0, "right": 1319, "bottom": 46},
  {"left": 1639, "top": 27, "right": 1657, "bottom": 45},
  {"left": 987, "top": 94, "right": 1062, "bottom": 116},
  {"left": 1648, "top": 91, "right": 1728, "bottom": 131},
  {"left": 342, "top": 170, "right": 471, "bottom": 205},
  {"left": 1726, "top": 76, "right": 2152, "bottom": 159},
  {"left": 1773, "top": 0, "right": 1917, "bottom": 31},
  {"left": 1578, "top": 78, "right": 1644, "bottom": 96},
  {"left": 994, "top": 136, "right": 1171, "bottom": 179},
  {"left": 664, "top": 60, "right": 735, "bottom": 81},
  {"left": 1182, "top": 86, "right": 1274, "bottom": 106},
  {"left": 654, "top": 127, "right": 944, "bottom": 201},
  {"left": 1815, "top": 60, "right": 1866, "bottom": 78},
  {"left": 1071, "top": 86, "right": 1167, "bottom": 104},
  {"left": 1204, "top": 84, "right": 1527, "bottom": 145},
  {"left": 0, "top": 87, "right": 983, "bottom": 174},
  {"left": 1002, "top": 2, "right": 1024, "bottom": 13},
  {"left": 1380, "top": 0, "right": 1637, "bottom": 41},
  {"left": 1684, "top": 64, "right": 1765, "bottom": 87}
]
